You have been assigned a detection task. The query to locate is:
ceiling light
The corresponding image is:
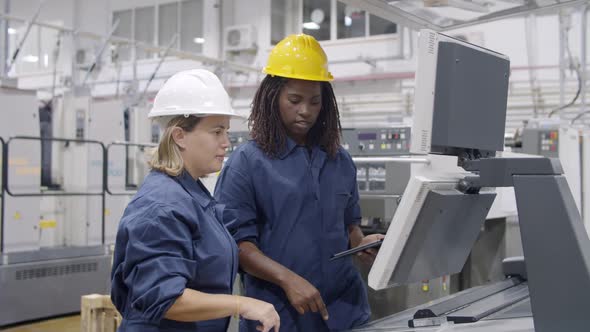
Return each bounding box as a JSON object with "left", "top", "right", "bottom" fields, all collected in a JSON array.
[
  {"left": 22, "top": 55, "right": 39, "bottom": 63},
  {"left": 345, "top": 16, "right": 352, "bottom": 27},
  {"left": 302, "top": 22, "right": 320, "bottom": 30}
]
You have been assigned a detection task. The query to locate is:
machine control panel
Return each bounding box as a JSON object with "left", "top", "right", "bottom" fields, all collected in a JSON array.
[
  {"left": 522, "top": 128, "right": 559, "bottom": 158},
  {"left": 341, "top": 127, "right": 411, "bottom": 156},
  {"left": 227, "top": 131, "right": 251, "bottom": 154}
]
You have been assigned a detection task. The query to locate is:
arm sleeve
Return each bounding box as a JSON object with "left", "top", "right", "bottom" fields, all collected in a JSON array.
[
  {"left": 214, "top": 164, "right": 260, "bottom": 245},
  {"left": 122, "top": 205, "right": 196, "bottom": 323},
  {"left": 345, "top": 158, "right": 362, "bottom": 226}
]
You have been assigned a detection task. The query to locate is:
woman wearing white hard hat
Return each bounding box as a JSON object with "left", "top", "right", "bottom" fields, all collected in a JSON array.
[{"left": 110, "top": 69, "right": 280, "bottom": 332}]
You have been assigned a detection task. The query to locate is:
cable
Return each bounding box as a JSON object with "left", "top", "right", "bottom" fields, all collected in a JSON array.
[
  {"left": 50, "top": 32, "right": 62, "bottom": 102},
  {"left": 548, "top": 25, "right": 582, "bottom": 118},
  {"left": 571, "top": 110, "right": 590, "bottom": 124}
]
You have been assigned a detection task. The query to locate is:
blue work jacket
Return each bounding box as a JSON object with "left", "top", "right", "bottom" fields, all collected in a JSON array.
[
  {"left": 111, "top": 170, "right": 238, "bottom": 332},
  {"left": 215, "top": 138, "right": 370, "bottom": 331}
]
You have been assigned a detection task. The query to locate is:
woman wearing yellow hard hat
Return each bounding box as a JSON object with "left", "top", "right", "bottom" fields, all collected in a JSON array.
[{"left": 215, "top": 34, "right": 383, "bottom": 331}]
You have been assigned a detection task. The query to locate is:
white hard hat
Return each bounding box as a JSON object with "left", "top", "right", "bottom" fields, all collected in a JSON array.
[{"left": 148, "top": 69, "right": 242, "bottom": 126}]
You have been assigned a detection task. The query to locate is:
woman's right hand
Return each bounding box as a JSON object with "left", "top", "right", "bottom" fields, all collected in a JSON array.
[
  {"left": 238, "top": 297, "right": 280, "bottom": 332},
  {"left": 280, "top": 272, "right": 329, "bottom": 320}
]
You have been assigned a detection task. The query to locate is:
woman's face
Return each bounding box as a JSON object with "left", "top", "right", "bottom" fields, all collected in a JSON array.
[
  {"left": 278, "top": 78, "right": 322, "bottom": 145},
  {"left": 173, "top": 115, "right": 230, "bottom": 178}
]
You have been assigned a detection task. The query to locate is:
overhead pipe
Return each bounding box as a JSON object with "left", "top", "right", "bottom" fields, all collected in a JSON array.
[
  {"left": 134, "top": 33, "right": 178, "bottom": 106},
  {"left": 81, "top": 18, "right": 120, "bottom": 87},
  {"left": 571, "top": 3, "right": 589, "bottom": 125},
  {"left": 5, "top": 0, "right": 45, "bottom": 73},
  {"left": 1, "top": 0, "right": 10, "bottom": 78}
]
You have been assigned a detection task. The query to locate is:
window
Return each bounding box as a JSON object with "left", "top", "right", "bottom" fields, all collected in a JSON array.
[
  {"left": 158, "top": 2, "right": 179, "bottom": 48},
  {"left": 180, "top": 0, "right": 204, "bottom": 53},
  {"left": 303, "top": 0, "right": 331, "bottom": 41},
  {"left": 300, "top": 0, "right": 398, "bottom": 41},
  {"left": 271, "top": 0, "right": 287, "bottom": 44},
  {"left": 111, "top": 1, "right": 204, "bottom": 61},
  {"left": 134, "top": 6, "right": 155, "bottom": 59},
  {"left": 113, "top": 9, "right": 132, "bottom": 61},
  {"left": 337, "top": 2, "right": 365, "bottom": 39},
  {"left": 370, "top": 14, "right": 397, "bottom": 36},
  {"left": 271, "top": 0, "right": 301, "bottom": 45}
]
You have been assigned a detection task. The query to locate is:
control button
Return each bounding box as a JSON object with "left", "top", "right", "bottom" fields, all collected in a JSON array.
[
  {"left": 386, "top": 143, "right": 392, "bottom": 149},
  {"left": 381, "top": 133, "right": 386, "bottom": 140},
  {"left": 359, "top": 144, "right": 365, "bottom": 151},
  {"left": 381, "top": 143, "right": 387, "bottom": 150},
  {"left": 369, "top": 144, "right": 374, "bottom": 150},
  {"left": 343, "top": 144, "right": 349, "bottom": 150}
]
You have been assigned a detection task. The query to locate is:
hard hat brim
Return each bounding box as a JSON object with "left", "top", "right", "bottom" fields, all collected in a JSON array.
[
  {"left": 263, "top": 69, "right": 334, "bottom": 82},
  {"left": 148, "top": 109, "right": 247, "bottom": 120}
]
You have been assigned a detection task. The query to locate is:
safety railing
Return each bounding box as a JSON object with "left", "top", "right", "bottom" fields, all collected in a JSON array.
[
  {"left": 1, "top": 136, "right": 107, "bottom": 253},
  {"left": 0, "top": 136, "right": 153, "bottom": 254},
  {"left": 105, "top": 142, "right": 156, "bottom": 196},
  {"left": 4, "top": 136, "right": 106, "bottom": 197}
]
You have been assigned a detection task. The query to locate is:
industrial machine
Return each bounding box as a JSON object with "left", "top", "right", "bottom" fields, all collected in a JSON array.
[
  {"left": 508, "top": 119, "right": 590, "bottom": 235},
  {"left": 341, "top": 127, "right": 454, "bottom": 318},
  {"left": 200, "top": 130, "right": 251, "bottom": 193},
  {"left": 0, "top": 88, "right": 109, "bottom": 325},
  {"left": 227, "top": 131, "right": 251, "bottom": 154},
  {"left": 0, "top": 84, "right": 155, "bottom": 325},
  {"left": 353, "top": 29, "right": 590, "bottom": 332},
  {"left": 342, "top": 127, "right": 412, "bottom": 234}
]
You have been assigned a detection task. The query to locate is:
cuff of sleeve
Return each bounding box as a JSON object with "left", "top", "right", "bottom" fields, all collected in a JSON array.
[
  {"left": 233, "top": 227, "right": 259, "bottom": 247},
  {"left": 135, "top": 276, "right": 187, "bottom": 324},
  {"left": 345, "top": 218, "right": 362, "bottom": 226}
]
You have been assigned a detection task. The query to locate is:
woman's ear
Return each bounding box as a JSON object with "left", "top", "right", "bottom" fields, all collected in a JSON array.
[{"left": 171, "top": 127, "right": 187, "bottom": 149}]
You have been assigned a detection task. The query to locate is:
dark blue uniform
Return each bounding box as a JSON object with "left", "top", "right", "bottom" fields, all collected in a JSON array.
[
  {"left": 111, "top": 171, "right": 238, "bottom": 332},
  {"left": 215, "top": 139, "right": 370, "bottom": 331}
]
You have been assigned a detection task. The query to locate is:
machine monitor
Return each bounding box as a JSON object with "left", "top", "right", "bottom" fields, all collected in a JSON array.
[
  {"left": 410, "top": 29, "right": 510, "bottom": 157},
  {"left": 369, "top": 29, "right": 509, "bottom": 290},
  {"left": 368, "top": 175, "right": 495, "bottom": 290}
]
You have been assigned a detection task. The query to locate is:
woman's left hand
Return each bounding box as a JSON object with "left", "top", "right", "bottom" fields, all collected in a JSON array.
[{"left": 355, "top": 233, "right": 385, "bottom": 264}]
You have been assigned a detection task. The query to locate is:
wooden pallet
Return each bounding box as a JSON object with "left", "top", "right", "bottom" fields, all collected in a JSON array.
[{"left": 81, "top": 294, "right": 122, "bottom": 332}]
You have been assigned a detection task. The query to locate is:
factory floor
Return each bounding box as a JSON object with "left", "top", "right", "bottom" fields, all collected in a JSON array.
[{"left": 0, "top": 315, "right": 80, "bottom": 332}]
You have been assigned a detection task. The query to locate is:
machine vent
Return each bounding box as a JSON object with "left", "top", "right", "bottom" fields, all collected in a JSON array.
[
  {"left": 427, "top": 32, "right": 436, "bottom": 54},
  {"left": 15, "top": 262, "right": 98, "bottom": 281}
]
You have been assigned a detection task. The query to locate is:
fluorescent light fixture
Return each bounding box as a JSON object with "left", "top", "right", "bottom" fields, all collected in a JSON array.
[
  {"left": 22, "top": 55, "right": 39, "bottom": 63},
  {"left": 7, "top": 28, "right": 16, "bottom": 35},
  {"left": 193, "top": 37, "right": 205, "bottom": 44},
  {"left": 302, "top": 22, "right": 320, "bottom": 30},
  {"left": 344, "top": 16, "right": 352, "bottom": 27},
  {"left": 44, "top": 54, "right": 49, "bottom": 67}
]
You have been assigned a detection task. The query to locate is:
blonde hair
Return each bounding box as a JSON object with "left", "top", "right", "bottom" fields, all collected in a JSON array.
[{"left": 148, "top": 115, "right": 202, "bottom": 176}]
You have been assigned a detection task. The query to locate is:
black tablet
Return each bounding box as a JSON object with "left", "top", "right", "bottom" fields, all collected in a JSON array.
[{"left": 329, "top": 239, "right": 384, "bottom": 261}]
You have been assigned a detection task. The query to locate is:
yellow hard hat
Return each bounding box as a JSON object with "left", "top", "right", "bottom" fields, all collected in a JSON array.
[{"left": 263, "top": 34, "right": 333, "bottom": 82}]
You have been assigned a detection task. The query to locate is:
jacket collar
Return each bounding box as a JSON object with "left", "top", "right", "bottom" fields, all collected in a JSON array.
[{"left": 176, "top": 170, "right": 213, "bottom": 208}]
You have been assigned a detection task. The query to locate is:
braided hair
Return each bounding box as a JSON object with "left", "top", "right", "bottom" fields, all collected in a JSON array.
[{"left": 249, "top": 75, "right": 342, "bottom": 159}]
